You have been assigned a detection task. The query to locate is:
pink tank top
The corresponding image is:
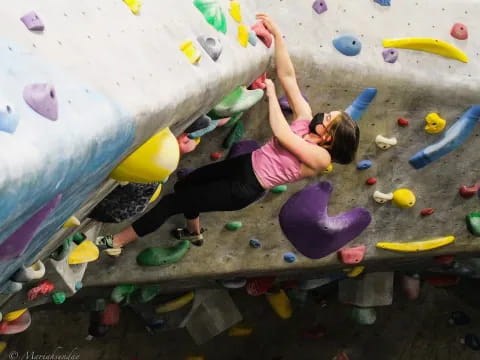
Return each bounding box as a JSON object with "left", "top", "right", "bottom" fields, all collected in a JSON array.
[{"left": 251, "top": 119, "right": 313, "bottom": 189}]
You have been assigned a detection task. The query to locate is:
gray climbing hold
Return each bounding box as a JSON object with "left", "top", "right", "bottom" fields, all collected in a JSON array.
[
  {"left": 20, "top": 11, "right": 45, "bottom": 31},
  {"left": 0, "top": 99, "right": 19, "bottom": 134},
  {"left": 382, "top": 48, "right": 399, "bottom": 63},
  {"left": 0, "top": 280, "right": 23, "bottom": 295},
  {"left": 23, "top": 83, "right": 58, "bottom": 121},
  {"left": 197, "top": 35, "right": 222, "bottom": 61},
  {"left": 333, "top": 35, "right": 362, "bottom": 56},
  {"left": 312, "top": 0, "right": 328, "bottom": 14},
  {"left": 249, "top": 238, "right": 261, "bottom": 248}
]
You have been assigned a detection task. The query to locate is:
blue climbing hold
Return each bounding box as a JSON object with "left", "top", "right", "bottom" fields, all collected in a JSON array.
[
  {"left": 188, "top": 119, "right": 220, "bottom": 139},
  {"left": 249, "top": 238, "right": 261, "bottom": 248},
  {"left": 357, "top": 160, "right": 372, "bottom": 170},
  {"left": 0, "top": 101, "right": 19, "bottom": 134},
  {"left": 248, "top": 31, "right": 258, "bottom": 46},
  {"left": 284, "top": 252, "right": 297, "bottom": 263},
  {"left": 374, "top": 0, "right": 391, "bottom": 6},
  {"left": 333, "top": 35, "right": 362, "bottom": 56},
  {"left": 345, "top": 88, "right": 378, "bottom": 122},
  {"left": 409, "top": 105, "right": 480, "bottom": 169}
]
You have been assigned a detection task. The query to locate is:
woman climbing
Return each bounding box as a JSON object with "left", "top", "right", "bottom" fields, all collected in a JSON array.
[{"left": 95, "top": 13, "right": 360, "bottom": 251}]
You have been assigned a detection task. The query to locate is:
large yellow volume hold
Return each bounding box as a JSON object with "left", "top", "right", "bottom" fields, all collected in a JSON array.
[
  {"left": 180, "top": 40, "right": 201, "bottom": 64},
  {"left": 155, "top": 291, "right": 194, "bottom": 313},
  {"left": 123, "top": 0, "right": 142, "bottom": 15},
  {"left": 110, "top": 127, "right": 180, "bottom": 183},
  {"left": 382, "top": 38, "right": 468, "bottom": 63},
  {"left": 376, "top": 236, "right": 455, "bottom": 252},
  {"left": 68, "top": 240, "right": 100, "bottom": 265},
  {"left": 238, "top": 24, "right": 249, "bottom": 48},
  {"left": 229, "top": 0, "right": 242, "bottom": 23}
]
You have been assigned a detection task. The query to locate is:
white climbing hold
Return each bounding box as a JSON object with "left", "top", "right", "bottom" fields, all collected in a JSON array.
[
  {"left": 12, "top": 260, "right": 45, "bottom": 282},
  {"left": 373, "top": 191, "right": 393, "bottom": 204},
  {"left": 375, "top": 135, "right": 397, "bottom": 150}
]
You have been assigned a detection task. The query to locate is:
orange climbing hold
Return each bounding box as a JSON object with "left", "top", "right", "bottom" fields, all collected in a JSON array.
[{"left": 459, "top": 184, "right": 479, "bottom": 199}]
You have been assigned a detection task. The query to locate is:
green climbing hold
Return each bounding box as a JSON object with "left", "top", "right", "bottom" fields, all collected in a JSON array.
[
  {"left": 136, "top": 240, "right": 190, "bottom": 267},
  {"left": 223, "top": 120, "right": 245, "bottom": 149},
  {"left": 466, "top": 212, "right": 480, "bottom": 237},
  {"left": 71, "top": 233, "right": 87, "bottom": 245},
  {"left": 226, "top": 221, "right": 243, "bottom": 231},
  {"left": 50, "top": 236, "right": 73, "bottom": 261},
  {"left": 271, "top": 185, "right": 287, "bottom": 194},
  {"left": 193, "top": 0, "right": 227, "bottom": 34},
  {"left": 210, "top": 87, "right": 264, "bottom": 118},
  {"left": 223, "top": 112, "right": 244, "bottom": 127},
  {"left": 351, "top": 306, "right": 376, "bottom": 325},
  {"left": 111, "top": 284, "right": 139, "bottom": 304},
  {"left": 51, "top": 291, "right": 66, "bottom": 305},
  {"left": 129, "top": 285, "right": 162, "bottom": 304}
]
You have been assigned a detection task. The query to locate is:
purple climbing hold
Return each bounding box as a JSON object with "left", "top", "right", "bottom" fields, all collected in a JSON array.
[
  {"left": 279, "top": 182, "right": 371, "bottom": 259},
  {"left": 0, "top": 194, "right": 62, "bottom": 261},
  {"left": 227, "top": 140, "right": 260, "bottom": 159},
  {"left": 278, "top": 93, "right": 309, "bottom": 114},
  {"left": 312, "top": 0, "right": 328, "bottom": 14},
  {"left": 374, "top": 0, "right": 391, "bottom": 6},
  {"left": 20, "top": 11, "right": 45, "bottom": 31},
  {"left": 23, "top": 83, "right": 58, "bottom": 121},
  {"left": 382, "top": 48, "right": 399, "bottom": 63}
]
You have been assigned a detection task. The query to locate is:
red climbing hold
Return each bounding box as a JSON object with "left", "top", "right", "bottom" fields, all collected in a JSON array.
[
  {"left": 246, "top": 277, "right": 275, "bottom": 296},
  {"left": 100, "top": 303, "right": 120, "bottom": 326},
  {"left": 425, "top": 275, "right": 459, "bottom": 287},
  {"left": 251, "top": 22, "right": 273, "bottom": 48},
  {"left": 249, "top": 73, "right": 267, "bottom": 90},
  {"left": 366, "top": 178, "right": 377, "bottom": 185},
  {"left": 338, "top": 245, "right": 366, "bottom": 264},
  {"left": 420, "top": 208, "right": 435, "bottom": 216},
  {"left": 450, "top": 23, "right": 468, "bottom": 40},
  {"left": 27, "top": 279, "right": 55, "bottom": 301},
  {"left": 459, "top": 184, "right": 480, "bottom": 199},
  {"left": 397, "top": 117, "right": 409, "bottom": 127},
  {"left": 402, "top": 274, "right": 420, "bottom": 300},
  {"left": 210, "top": 151, "right": 222, "bottom": 161},
  {"left": 434, "top": 255, "right": 455, "bottom": 265},
  {"left": 23, "top": 83, "right": 58, "bottom": 121},
  {"left": 333, "top": 351, "right": 350, "bottom": 360}
]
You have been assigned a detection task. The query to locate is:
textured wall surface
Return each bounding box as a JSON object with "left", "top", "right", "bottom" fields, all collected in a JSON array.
[{"left": 1, "top": 0, "right": 480, "bottom": 291}]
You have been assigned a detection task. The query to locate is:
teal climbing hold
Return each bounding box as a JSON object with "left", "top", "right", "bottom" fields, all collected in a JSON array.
[
  {"left": 193, "top": 0, "right": 227, "bottom": 34},
  {"left": 210, "top": 87, "right": 264, "bottom": 118},
  {"left": 75, "top": 281, "right": 83, "bottom": 291},
  {"left": 136, "top": 240, "right": 190, "bottom": 266},
  {"left": 111, "top": 284, "right": 139, "bottom": 304},
  {"left": 222, "top": 120, "right": 245, "bottom": 149},
  {"left": 271, "top": 185, "right": 287, "bottom": 194},
  {"left": 51, "top": 291, "right": 66, "bottom": 305},
  {"left": 466, "top": 212, "right": 480, "bottom": 237},
  {"left": 226, "top": 221, "right": 242, "bottom": 231},
  {"left": 248, "top": 31, "right": 258, "bottom": 46}
]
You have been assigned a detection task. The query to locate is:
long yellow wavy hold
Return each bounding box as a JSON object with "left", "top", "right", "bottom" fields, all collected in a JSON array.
[
  {"left": 383, "top": 38, "right": 468, "bottom": 63},
  {"left": 155, "top": 291, "right": 194, "bottom": 313},
  {"left": 376, "top": 236, "right": 455, "bottom": 252}
]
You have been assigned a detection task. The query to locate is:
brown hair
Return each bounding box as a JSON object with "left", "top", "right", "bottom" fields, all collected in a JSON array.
[{"left": 320, "top": 111, "right": 360, "bottom": 164}]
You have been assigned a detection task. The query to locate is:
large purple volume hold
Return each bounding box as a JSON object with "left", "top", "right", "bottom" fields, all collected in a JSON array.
[
  {"left": 0, "top": 194, "right": 62, "bottom": 261},
  {"left": 279, "top": 182, "right": 371, "bottom": 259}
]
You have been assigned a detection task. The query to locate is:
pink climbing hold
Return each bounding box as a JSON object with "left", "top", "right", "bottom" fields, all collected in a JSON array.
[
  {"left": 251, "top": 22, "right": 273, "bottom": 48},
  {"left": 333, "top": 351, "right": 350, "bottom": 360},
  {"left": 420, "top": 208, "right": 435, "bottom": 216},
  {"left": 177, "top": 133, "right": 199, "bottom": 155},
  {"left": 210, "top": 151, "right": 222, "bottom": 161},
  {"left": 450, "top": 23, "right": 468, "bottom": 40},
  {"left": 434, "top": 255, "right": 455, "bottom": 265},
  {"left": 402, "top": 274, "right": 420, "bottom": 300},
  {"left": 397, "top": 117, "right": 409, "bottom": 127},
  {"left": 27, "top": 279, "right": 55, "bottom": 301},
  {"left": 366, "top": 178, "right": 377, "bottom": 185},
  {"left": 216, "top": 117, "right": 231, "bottom": 127},
  {"left": 23, "top": 83, "right": 58, "bottom": 121},
  {"left": 249, "top": 73, "right": 267, "bottom": 90},
  {"left": 20, "top": 11, "right": 45, "bottom": 31},
  {"left": 338, "top": 245, "right": 366, "bottom": 264},
  {"left": 459, "top": 184, "right": 480, "bottom": 199},
  {"left": 312, "top": 0, "right": 328, "bottom": 14},
  {"left": 0, "top": 310, "right": 32, "bottom": 335}
]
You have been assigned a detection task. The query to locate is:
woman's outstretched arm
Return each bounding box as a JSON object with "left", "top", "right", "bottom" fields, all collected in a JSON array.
[{"left": 257, "top": 13, "right": 312, "bottom": 121}]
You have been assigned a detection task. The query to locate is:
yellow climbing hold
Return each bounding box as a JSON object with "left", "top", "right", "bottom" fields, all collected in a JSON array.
[
  {"left": 68, "top": 240, "right": 99, "bottom": 265},
  {"left": 344, "top": 266, "right": 365, "bottom": 278},
  {"left": 4, "top": 308, "right": 27, "bottom": 322},
  {"left": 185, "top": 357, "right": 204, "bottom": 360},
  {"left": 180, "top": 40, "right": 201, "bottom": 64},
  {"left": 62, "top": 216, "right": 80, "bottom": 229},
  {"left": 194, "top": 137, "right": 201, "bottom": 145},
  {"left": 110, "top": 127, "right": 180, "bottom": 183},
  {"left": 425, "top": 112, "right": 446, "bottom": 134},
  {"left": 0, "top": 341, "right": 6, "bottom": 354},
  {"left": 123, "top": 0, "right": 141, "bottom": 15},
  {"left": 228, "top": 325, "right": 253, "bottom": 336},
  {"left": 229, "top": 0, "right": 242, "bottom": 23},
  {"left": 322, "top": 164, "right": 333, "bottom": 174},
  {"left": 238, "top": 24, "right": 249, "bottom": 48},
  {"left": 376, "top": 235, "right": 455, "bottom": 252},
  {"left": 155, "top": 291, "right": 194, "bottom": 313},
  {"left": 392, "top": 188, "right": 416, "bottom": 208},
  {"left": 149, "top": 184, "right": 162, "bottom": 204},
  {"left": 382, "top": 38, "right": 468, "bottom": 63},
  {"left": 266, "top": 290, "right": 292, "bottom": 319}
]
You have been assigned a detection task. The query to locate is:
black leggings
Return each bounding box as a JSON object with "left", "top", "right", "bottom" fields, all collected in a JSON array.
[{"left": 131, "top": 153, "right": 266, "bottom": 237}]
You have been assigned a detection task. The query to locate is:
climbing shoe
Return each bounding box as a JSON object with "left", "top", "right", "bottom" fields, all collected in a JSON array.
[
  {"left": 171, "top": 228, "right": 205, "bottom": 247},
  {"left": 95, "top": 235, "right": 122, "bottom": 256}
]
